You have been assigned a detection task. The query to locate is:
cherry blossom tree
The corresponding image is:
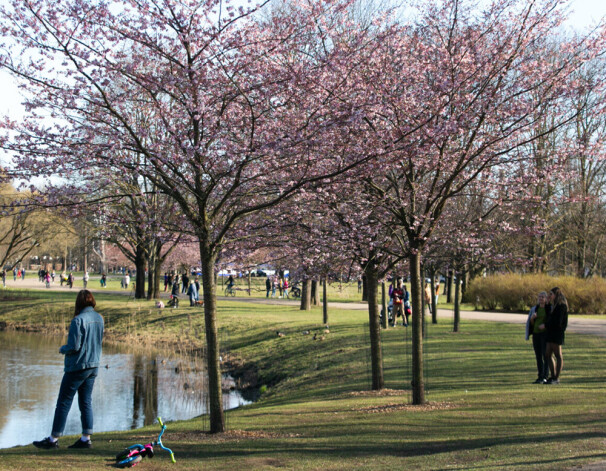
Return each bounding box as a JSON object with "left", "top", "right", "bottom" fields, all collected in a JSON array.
[
  {"left": 349, "top": 0, "right": 605, "bottom": 404},
  {"left": 0, "top": 0, "right": 384, "bottom": 432}
]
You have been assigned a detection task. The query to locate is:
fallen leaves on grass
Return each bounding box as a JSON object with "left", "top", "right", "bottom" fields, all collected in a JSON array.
[
  {"left": 352, "top": 401, "right": 456, "bottom": 414},
  {"left": 163, "top": 429, "right": 301, "bottom": 443},
  {"left": 347, "top": 388, "right": 410, "bottom": 397}
]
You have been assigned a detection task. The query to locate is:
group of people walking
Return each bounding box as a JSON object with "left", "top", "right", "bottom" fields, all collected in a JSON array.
[
  {"left": 525, "top": 287, "right": 569, "bottom": 385},
  {"left": 265, "top": 276, "right": 289, "bottom": 298},
  {"left": 165, "top": 272, "right": 201, "bottom": 307}
]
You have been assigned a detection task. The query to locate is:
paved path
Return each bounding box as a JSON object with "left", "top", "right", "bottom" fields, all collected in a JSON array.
[
  {"left": 4, "top": 277, "right": 606, "bottom": 338},
  {"left": 212, "top": 296, "right": 606, "bottom": 338}
]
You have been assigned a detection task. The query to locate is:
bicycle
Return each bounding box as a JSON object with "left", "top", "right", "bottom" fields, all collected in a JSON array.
[
  {"left": 115, "top": 417, "right": 176, "bottom": 468},
  {"left": 290, "top": 284, "right": 301, "bottom": 299},
  {"left": 224, "top": 285, "right": 236, "bottom": 297}
]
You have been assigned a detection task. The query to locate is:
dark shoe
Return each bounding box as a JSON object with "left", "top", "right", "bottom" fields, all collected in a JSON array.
[
  {"left": 33, "top": 437, "right": 59, "bottom": 449},
  {"left": 545, "top": 377, "right": 559, "bottom": 385},
  {"left": 68, "top": 438, "right": 92, "bottom": 449},
  {"left": 533, "top": 378, "right": 544, "bottom": 384}
]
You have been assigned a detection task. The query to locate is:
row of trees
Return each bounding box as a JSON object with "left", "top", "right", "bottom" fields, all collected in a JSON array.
[{"left": 1, "top": 0, "right": 605, "bottom": 433}]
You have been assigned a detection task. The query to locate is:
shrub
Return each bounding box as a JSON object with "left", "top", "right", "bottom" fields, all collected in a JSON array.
[{"left": 466, "top": 274, "right": 606, "bottom": 315}]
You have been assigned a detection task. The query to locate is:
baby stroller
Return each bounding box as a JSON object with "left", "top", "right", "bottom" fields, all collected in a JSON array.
[{"left": 380, "top": 299, "right": 394, "bottom": 324}]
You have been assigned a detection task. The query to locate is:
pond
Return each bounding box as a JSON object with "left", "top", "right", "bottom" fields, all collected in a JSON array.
[{"left": 0, "top": 331, "right": 251, "bottom": 449}]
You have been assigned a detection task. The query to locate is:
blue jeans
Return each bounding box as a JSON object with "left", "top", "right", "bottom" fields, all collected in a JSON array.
[
  {"left": 532, "top": 332, "right": 548, "bottom": 380},
  {"left": 52, "top": 367, "right": 98, "bottom": 437}
]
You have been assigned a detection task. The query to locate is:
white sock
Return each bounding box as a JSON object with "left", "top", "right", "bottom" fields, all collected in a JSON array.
[
  {"left": 49, "top": 436, "right": 58, "bottom": 443},
  {"left": 81, "top": 435, "right": 90, "bottom": 442}
]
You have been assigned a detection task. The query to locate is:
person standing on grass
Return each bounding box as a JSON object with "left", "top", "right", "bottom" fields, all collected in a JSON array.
[
  {"left": 388, "top": 278, "right": 395, "bottom": 298},
  {"left": 83, "top": 271, "right": 89, "bottom": 289},
  {"left": 182, "top": 272, "right": 189, "bottom": 294},
  {"left": 391, "top": 279, "right": 406, "bottom": 326},
  {"left": 526, "top": 291, "right": 549, "bottom": 384},
  {"left": 187, "top": 279, "right": 198, "bottom": 306},
  {"left": 283, "top": 278, "right": 289, "bottom": 298},
  {"left": 170, "top": 277, "right": 180, "bottom": 305},
  {"left": 434, "top": 278, "right": 441, "bottom": 306},
  {"left": 542, "top": 287, "right": 568, "bottom": 385},
  {"left": 265, "top": 276, "right": 271, "bottom": 297},
  {"left": 403, "top": 284, "right": 411, "bottom": 326},
  {"left": 33, "top": 290, "right": 104, "bottom": 450},
  {"left": 424, "top": 281, "right": 432, "bottom": 315}
]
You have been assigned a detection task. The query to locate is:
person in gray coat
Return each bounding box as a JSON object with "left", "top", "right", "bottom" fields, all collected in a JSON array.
[{"left": 188, "top": 279, "right": 199, "bottom": 306}]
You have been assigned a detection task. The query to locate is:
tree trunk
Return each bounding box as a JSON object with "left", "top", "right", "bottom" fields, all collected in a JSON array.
[
  {"left": 381, "top": 281, "right": 387, "bottom": 329},
  {"left": 453, "top": 273, "right": 461, "bottom": 332},
  {"left": 366, "top": 265, "right": 384, "bottom": 390},
  {"left": 461, "top": 268, "right": 469, "bottom": 298},
  {"left": 430, "top": 269, "right": 437, "bottom": 324},
  {"left": 153, "top": 264, "right": 161, "bottom": 299},
  {"left": 361, "top": 275, "right": 368, "bottom": 301},
  {"left": 147, "top": 244, "right": 157, "bottom": 300},
  {"left": 420, "top": 266, "right": 427, "bottom": 337},
  {"left": 92, "top": 239, "right": 106, "bottom": 275},
  {"left": 147, "top": 245, "right": 162, "bottom": 300},
  {"left": 446, "top": 269, "right": 453, "bottom": 304},
  {"left": 134, "top": 245, "right": 146, "bottom": 299},
  {"left": 300, "top": 279, "right": 312, "bottom": 310},
  {"left": 409, "top": 251, "right": 425, "bottom": 405},
  {"left": 322, "top": 278, "right": 328, "bottom": 325},
  {"left": 147, "top": 260, "right": 154, "bottom": 300},
  {"left": 311, "top": 280, "right": 319, "bottom": 305},
  {"left": 83, "top": 229, "right": 88, "bottom": 274},
  {"left": 200, "top": 244, "right": 225, "bottom": 433}
]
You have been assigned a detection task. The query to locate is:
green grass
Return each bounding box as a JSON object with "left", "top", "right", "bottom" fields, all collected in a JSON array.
[{"left": 0, "top": 288, "right": 605, "bottom": 470}]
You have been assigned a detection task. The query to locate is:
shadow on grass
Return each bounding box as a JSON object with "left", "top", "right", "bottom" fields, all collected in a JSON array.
[{"left": 117, "top": 429, "right": 606, "bottom": 466}]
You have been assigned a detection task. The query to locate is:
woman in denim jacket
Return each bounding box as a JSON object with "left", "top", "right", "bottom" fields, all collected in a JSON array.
[{"left": 34, "top": 290, "right": 104, "bottom": 450}]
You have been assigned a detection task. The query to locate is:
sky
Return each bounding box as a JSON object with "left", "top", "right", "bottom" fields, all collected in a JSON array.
[{"left": 1, "top": 0, "right": 606, "bottom": 133}]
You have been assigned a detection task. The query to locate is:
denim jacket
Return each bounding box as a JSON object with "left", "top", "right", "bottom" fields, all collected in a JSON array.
[{"left": 60, "top": 306, "right": 104, "bottom": 372}]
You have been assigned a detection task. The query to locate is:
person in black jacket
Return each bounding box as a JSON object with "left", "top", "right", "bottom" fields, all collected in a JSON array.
[{"left": 543, "top": 287, "right": 568, "bottom": 385}]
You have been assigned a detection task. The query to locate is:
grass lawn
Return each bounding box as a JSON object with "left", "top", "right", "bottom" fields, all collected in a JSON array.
[{"left": 0, "top": 288, "right": 605, "bottom": 470}]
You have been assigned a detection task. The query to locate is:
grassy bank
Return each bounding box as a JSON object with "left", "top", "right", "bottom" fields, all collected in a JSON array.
[{"left": 0, "top": 289, "right": 605, "bottom": 470}]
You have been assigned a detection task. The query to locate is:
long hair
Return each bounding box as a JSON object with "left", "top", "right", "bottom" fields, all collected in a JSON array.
[
  {"left": 74, "top": 290, "right": 96, "bottom": 317},
  {"left": 550, "top": 287, "right": 568, "bottom": 309}
]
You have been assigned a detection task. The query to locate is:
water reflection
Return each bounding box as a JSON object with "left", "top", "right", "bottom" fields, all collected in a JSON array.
[{"left": 0, "top": 331, "right": 250, "bottom": 449}]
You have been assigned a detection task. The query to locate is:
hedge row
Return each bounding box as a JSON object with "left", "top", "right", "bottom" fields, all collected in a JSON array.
[{"left": 465, "top": 274, "right": 606, "bottom": 315}]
